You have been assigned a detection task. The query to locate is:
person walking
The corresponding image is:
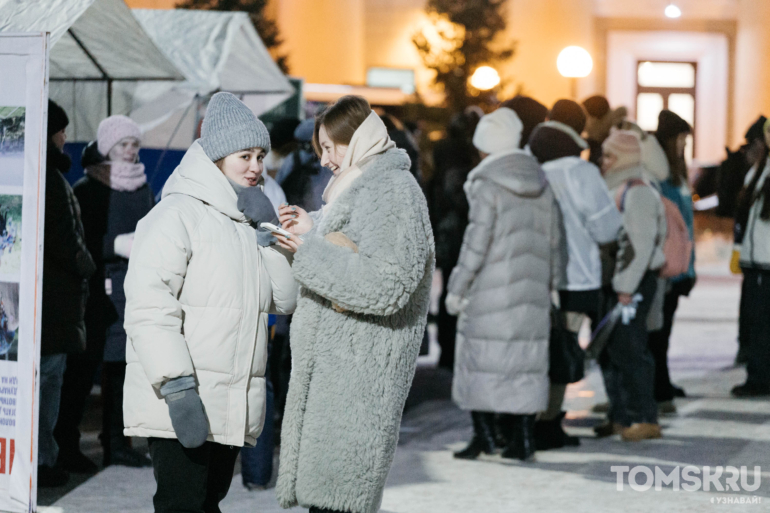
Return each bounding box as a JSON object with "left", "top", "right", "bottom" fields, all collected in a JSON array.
[
  {"left": 123, "top": 92, "right": 297, "bottom": 512},
  {"left": 732, "top": 117, "right": 770, "bottom": 397},
  {"left": 648, "top": 110, "right": 696, "bottom": 410},
  {"left": 55, "top": 116, "right": 155, "bottom": 472},
  {"left": 445, "top": 107, "right": 565, "bottom": 462},
  {"left": 40, "top": 100, "right": 96, "bottom": 487},
  {"left": 273, "top": 95, "right": 434, "bottom": 513},
  {"left": 527, "top": 99, "right": 622, "bottom": 449},
  {"left": 597, "top": 130, "right": 667, "bottom": 441}
]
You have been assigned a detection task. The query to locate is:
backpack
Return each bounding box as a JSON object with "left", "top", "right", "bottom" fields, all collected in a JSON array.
[{"left": 616, "top": 179, "right": 693, "bottom": 279}]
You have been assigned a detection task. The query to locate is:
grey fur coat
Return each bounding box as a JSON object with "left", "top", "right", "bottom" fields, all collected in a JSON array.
[
  {"left": 276, "top": 148, "right": 435, "bottom": 513},
  {"left": 448, "top": 150, "right": 566, "bottom": 414}
]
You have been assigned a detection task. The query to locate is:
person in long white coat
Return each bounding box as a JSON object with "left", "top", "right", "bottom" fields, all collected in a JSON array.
[{"left": 123, "top": 93, "right": 297, "bottom": 512}]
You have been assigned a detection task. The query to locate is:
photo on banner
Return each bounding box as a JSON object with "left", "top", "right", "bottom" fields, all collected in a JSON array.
[{"left": 0, "top": 107, "right": 24, "bottom": 188}]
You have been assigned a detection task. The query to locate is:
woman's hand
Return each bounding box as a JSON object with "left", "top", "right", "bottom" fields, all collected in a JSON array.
[
  {"left": 275, "top": 232, "right": 304, "bottom": 253},
  {"left": 279, "top": 204, "right": 313, "bottom": 236}
]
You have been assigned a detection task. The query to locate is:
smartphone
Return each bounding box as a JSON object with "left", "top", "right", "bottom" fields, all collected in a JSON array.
[{"left": 260, "top": 222, "right": 294, "bottom": 238}]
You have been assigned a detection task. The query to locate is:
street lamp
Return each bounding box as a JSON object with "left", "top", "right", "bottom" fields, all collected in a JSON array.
[
  {"left": 665, "top": 4, "right": 682, "bottom": 18},
  {"left": 470, "top": 66, "right": 500, "bottom": 91},
  {"left": 557, "top": 46, "right": 593, "bottom": 99}
]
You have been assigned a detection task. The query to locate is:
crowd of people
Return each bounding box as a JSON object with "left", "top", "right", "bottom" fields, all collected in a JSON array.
[{"left": 36, "top": 88, "right": 769, "bottom": 512}]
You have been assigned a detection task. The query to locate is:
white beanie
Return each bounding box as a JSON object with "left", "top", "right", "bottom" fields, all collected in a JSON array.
[
  {"left": 472, "top": 107, "right": 524, "bottom": 155},
  {"left": 97, "top": 115, "right": 141, "bottom": 157}
]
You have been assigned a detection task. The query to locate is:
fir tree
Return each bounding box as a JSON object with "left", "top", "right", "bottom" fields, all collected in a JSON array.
[
  {"left": 176, "top": 0, "right": 289, "bottom": 73},
  {"left": 413, "top": 0, "right": 515, "bottom": 111}
]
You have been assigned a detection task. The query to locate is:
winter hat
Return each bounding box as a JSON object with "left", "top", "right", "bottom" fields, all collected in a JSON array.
[
  {"left": 501, "top": 96, "right": 548, "bottom": 149},
  {"left": 582, "top": 95, "right": 611, "bottom": 119},
  {"left": 199, "top": 92, "right": 271, "bottom": 162},
  {"left": 745, "top": 115, "right": 767, "bottom": 143},
  {"left": 602, "top": 129, "right": 642, "bottom": 172},
  {"left": 472, "top": 107, "right": 524, "bottom": 155},
  {"left": 270, "top": 117, "right": 300, "bottom": 150},
  {"left": 97, "top": 115, "right": 142, "bottom": 157},
  {"left": 47, "top": 100, "right": 69, "bottom": 136},
  {"left": 655, "top": 110, "right": 691, "bottom": 144},
  {"left": 294, "top": 118, "right": 315, "bottom": 143},
  {"left": 548, "top": 99, "right": 587, "bottom": 135}
]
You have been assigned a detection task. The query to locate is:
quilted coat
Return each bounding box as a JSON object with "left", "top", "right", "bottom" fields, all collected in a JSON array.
[
  {"left": 122, "top": 142, "right": 297, "bottom": 447},
  {"left": 276, "top": 148, "right": 435, "bottom": 513},
  {"left": 447, "top": 149, "right": 566, "bottom": 414}
]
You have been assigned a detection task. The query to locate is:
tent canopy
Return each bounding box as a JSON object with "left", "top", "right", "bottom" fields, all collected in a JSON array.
[
  {"left": 0, "top": 0, "right": 182, "bottom": 81},
  {"left": 129, "top": 9, "right": 294, "bottom": 149}
]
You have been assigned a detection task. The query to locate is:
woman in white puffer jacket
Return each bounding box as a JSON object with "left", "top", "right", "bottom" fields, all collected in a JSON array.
[{"left": 123, "top": 93, "right": 297, "bottom": 511}]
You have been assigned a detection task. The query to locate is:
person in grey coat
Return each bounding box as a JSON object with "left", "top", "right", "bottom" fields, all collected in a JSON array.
[
  {"left": 273, "top": 96, "right": 435, "bottom": 513},
  {"left": 445, "top": 107, "right": 566, "bottom": 462}
]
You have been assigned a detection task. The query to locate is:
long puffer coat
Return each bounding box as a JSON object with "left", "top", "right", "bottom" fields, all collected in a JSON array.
[
  {"left": 448, "top": 150, "right": 566, "bottom": 414},
  {"left": 123, "top": 141, "right": 297, "bottom": 447},
  {"left": 276, "top": 149, "right": 435, "bottom": 513}
]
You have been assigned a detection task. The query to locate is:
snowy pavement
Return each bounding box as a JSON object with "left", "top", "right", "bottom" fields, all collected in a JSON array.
[{"left": 45, "top": 269, "right": 770, "bottom": 513}]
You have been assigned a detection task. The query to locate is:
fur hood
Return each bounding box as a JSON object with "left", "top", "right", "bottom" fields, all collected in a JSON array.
[{"left": 465, "top": 149, "right": 546, "bottom": 198}]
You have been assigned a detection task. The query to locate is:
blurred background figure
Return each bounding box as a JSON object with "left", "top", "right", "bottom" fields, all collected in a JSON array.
[
  {"left": 648, "top": 110, "right": 696, "bottom": 411},
  {"left": 429, "top": 107, "right": 482, "bottom": 371},
  {"left": 40, "top": 101, "right": 96, "bottom": 487},
  {"left": 57, "top": 115, "right": 154, "bottom": 472},
  {"left": 582, "top": 95, "right": 627, "bottom": 166},
  {"left": 732, "top": 118, "right": 770, "bottom": 397}
]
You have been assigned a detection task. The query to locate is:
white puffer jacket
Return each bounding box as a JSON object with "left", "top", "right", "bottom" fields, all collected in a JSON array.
[
  {"left": 740, "top": 159, "right": 770, "bottom": 269},
  {"left": 123, "top": 141, "right": 297, "bottom": 447}
]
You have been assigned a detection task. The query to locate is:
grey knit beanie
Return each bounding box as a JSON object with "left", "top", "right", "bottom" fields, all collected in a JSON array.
[{"left": 199, "top": 92, "right": 270, "bottom": 162}]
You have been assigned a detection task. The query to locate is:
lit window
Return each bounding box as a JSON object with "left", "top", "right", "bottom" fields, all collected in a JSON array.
[
  {"left": 637, "top": 62, "right": 695, "bottom": 88},
  {"left": 636, "top": 93, "right": 664, "bottom": 131}
]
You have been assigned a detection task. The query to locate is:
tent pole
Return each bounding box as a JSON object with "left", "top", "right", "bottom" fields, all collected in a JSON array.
[{"left": 107, "top": 79, "right": 112, "bottom": 116}]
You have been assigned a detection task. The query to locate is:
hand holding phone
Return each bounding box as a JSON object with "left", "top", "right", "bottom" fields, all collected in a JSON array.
[{"left": 260, "top": 222, "right": 294, "bottom": 239}]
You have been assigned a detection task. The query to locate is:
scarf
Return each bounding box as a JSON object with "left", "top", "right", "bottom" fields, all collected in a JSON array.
[
  {"left": 322, "top": 111, "right": 396, "bottom": 211},
  {"left": 86, "top": 161, "right": 147, "bottom": 192}
]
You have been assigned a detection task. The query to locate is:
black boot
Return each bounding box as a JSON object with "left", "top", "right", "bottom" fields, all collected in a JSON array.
[
  {"left": 454, "top": 411, "right": 496, "bottom": 460},
  {"left": 558, "top": 411, "right": 580, "bottom": 446},
  {"left": 502, "top": 414, "right": 537, "bottom": 461},
  {"left": 534, "top": 417, "right": 564, "bottom": 451}
]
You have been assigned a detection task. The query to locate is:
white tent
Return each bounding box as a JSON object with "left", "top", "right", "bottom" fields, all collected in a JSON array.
[
  {"left": 130, "top": 9, "right": 294, "bottom": 149},
  {"left": 0, "top": 0, "right": 184, "bottom": 141}
]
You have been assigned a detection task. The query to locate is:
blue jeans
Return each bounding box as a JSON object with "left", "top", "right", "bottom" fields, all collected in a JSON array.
[
  {"left": 39, "top": 354, "right": 67, "bottom": 467},
  {"left": 240, "top": 378, "right": 274, "bottom": 486}
]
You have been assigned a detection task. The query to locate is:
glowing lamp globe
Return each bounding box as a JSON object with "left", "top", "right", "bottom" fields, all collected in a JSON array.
[
  {"left": 557, "top": 46, "right": 593, "bottom": 78},
  {"left": 470, "top": 66, "right": 500, "bottom": 91},
  {"left": 665, "top": 4, "right": 682, "bottom": 18}
]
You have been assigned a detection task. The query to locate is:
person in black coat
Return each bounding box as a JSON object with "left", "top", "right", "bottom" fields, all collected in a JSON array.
[
  {"left": 39, "top": 100, "right": 96, "bottom": 488},
  {"left": 54, "top": 115, "right": 154, "bottom": 472}
]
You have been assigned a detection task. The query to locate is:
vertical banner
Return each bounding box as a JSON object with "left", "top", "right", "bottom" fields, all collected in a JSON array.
[{"left": 0, "top": 33, "right": 49, "bottom": 512}]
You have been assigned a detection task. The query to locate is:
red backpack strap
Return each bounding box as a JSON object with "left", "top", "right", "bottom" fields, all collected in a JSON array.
[{"left": 615, "top": 178, "right": 647, "bottom": 212}]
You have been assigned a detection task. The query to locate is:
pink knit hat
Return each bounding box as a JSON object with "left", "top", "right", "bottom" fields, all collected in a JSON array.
[
  {"left": 602, "top": 129, "right": 641, "bottom": 171},
  {"left": 97, "top": 115, "right": 141, "bottom": 157}
]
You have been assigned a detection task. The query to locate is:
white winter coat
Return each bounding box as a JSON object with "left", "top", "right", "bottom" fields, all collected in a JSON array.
[
  {"left": 123, "top": 141, "right": 297, "bottom": 447},
  {"left": 541, "top": 156, "right": 621, "bottom": 291}
]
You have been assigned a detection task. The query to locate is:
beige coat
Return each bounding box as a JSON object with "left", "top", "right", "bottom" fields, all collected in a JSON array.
[{"left": 123, "top": 142, "right": 297, "bottom": 447}]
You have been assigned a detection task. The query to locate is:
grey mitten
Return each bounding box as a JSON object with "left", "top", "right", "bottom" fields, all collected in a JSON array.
[
  {"left": 160, "top": 376, "right": 209, "bottom": 448},
  {"left": 237, "top": 186, "right": 278, "bottom": 226}
]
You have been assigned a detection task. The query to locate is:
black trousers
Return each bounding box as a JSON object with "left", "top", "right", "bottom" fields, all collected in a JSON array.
[
  {"left": 647, "top": 279, "right": 692, "bottom": 402},
  {"left": 54, "top": 352, "right": 100, "bottom": 458},
  {"left": 603, "top": 273, "right": 658, "bottom": 426},
  {"left": 102, "top": 361, "right": 128, "bottom": 454},
  {"left": 148, "top": 438, "right": 239, "bottom": 513},
  {"left": 743, "top": 269, "right": 770, "bottom": 389},
  {"left": 437, "top": 268, "right": 457, "bottom": 370}
]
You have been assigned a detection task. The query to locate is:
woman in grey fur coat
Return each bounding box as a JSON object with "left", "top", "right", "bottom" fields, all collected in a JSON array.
[
  {"left": 273, "top": 96, "right": 435, "bottom": 513},
  {"left": 445, "top": 107, "right": 566, "bottom": 462}
]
